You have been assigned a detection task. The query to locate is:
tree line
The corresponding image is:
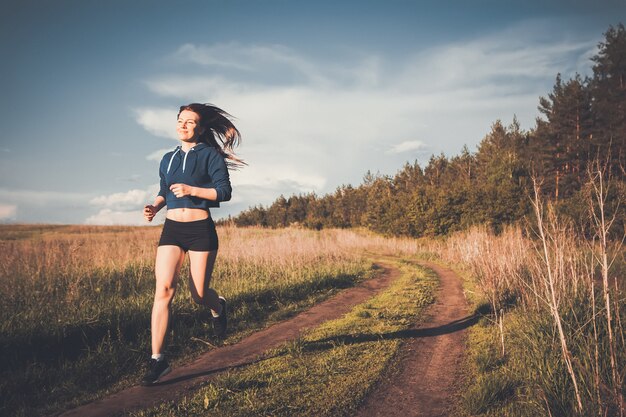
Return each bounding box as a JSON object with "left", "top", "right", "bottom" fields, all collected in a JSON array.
[{"left": 230, "top": 24, "right": 625, "bottom": 237}]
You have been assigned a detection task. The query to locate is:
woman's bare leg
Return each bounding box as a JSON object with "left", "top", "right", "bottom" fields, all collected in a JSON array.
[
  {"left": 187, "top": 250, "right": 220, "bottom": 312},
  {"left": 151, "top": 245, "right": 185, "bottom": 355}
]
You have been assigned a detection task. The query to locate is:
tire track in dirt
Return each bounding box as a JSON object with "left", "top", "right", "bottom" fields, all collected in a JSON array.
[
  {"left": 354, "top": 262, "right": 474, "bottom": 417},
  {"left": 58, "top": 263, "right": 400, "bottom": 417}
]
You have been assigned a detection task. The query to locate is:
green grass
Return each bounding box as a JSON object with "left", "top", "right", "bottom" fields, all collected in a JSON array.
[
  {"left": 460, "top": 299, "right": 626, "bottom": 417},
  {"left": 131, "top": 259, "right": 437, "bottom": 417}
]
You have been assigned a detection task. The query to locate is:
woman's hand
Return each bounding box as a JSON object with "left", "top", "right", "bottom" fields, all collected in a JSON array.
[
  {"left": 170, "top": 183, "right": 194, "bottom": 198},
  {"left": 143, "top": 205, "right": 157, "bottom": 222}
]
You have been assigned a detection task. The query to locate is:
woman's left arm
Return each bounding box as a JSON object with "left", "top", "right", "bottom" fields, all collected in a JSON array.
[
  {"left": 190, "top": 186, "right": 218, "bottom": 200},
  {"left": 169, "top": 183, "right": 222, "bottom": 200},
  {"left": 169, "top": 183, "right": 224, "bottom": 200},
  {"left": 169, "top": 150, "right": 232, "bottom": 202}
]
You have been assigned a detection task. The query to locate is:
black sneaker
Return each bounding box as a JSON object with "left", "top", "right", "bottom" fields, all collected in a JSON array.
[
  {"left": 141, "top": 358, "right": 171, "bottom": 386},
  {"left": 212, "top": 296, "right": 227, "bottom": 338}
]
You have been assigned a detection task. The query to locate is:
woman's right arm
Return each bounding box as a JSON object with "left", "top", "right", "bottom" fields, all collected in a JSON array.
[
  {"left": 143, "top": 196, "right": 165, "bottom": 222},
  {"left": 144, "top": 159, "right": 168, "bottom": 222}
]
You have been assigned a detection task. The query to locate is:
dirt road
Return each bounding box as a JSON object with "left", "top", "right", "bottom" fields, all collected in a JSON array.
[
  {"left": 354, "top": 262, "right": 473, "bottom": 417},
  {"left": 58, "top": 261, "right": 472, "bottom": 417},
  {"left": 58, "top": 264, "right": 400, "bottom": 417}
]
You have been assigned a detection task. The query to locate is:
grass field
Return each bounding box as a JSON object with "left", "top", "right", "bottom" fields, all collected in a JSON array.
[
  {"left": 0, "top": 224, "right": 421, "bottom": 417},
  {"left": 131, "top": 259, "right": 437, "bottom": 417},
  {"left": 3, "top": 221, "right": 622, "bottom": 417}
]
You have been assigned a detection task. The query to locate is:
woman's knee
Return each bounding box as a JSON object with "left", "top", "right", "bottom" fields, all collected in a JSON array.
[{"left": 154, "top": 284, "right": 176, "bottom": 303}]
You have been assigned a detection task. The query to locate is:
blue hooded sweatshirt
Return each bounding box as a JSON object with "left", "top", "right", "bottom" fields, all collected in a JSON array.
[{"left": 157, "top": 142, "right": 232, "bottom": 209}]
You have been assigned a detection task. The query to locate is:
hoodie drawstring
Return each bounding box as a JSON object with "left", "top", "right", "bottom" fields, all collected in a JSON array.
[
  {"left": 166, "top": 148, "right": 180, "bottom": 174},
  {"left": 167, "top": 146, "right": 195, "bottom": 174},
  {"left": 182, "top": 149, "right": 190, "bottom": 173}
]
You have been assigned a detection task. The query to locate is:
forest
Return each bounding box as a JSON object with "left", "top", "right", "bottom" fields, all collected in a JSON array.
[{"left": 231, "top": 24, "right": 625, "bottom": 238}]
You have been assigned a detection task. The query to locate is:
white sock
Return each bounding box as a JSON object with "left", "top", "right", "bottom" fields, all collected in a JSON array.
[
  {"left": 211, "top": 303, "right": 223, "bottom": 318},
  {"left": 151, "top": 353, "right": 165, "bottom": 361}
]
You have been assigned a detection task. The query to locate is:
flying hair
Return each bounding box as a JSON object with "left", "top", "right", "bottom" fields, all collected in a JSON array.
[{"left": 178, "top": 103, "right": 245, "bottom": 169}]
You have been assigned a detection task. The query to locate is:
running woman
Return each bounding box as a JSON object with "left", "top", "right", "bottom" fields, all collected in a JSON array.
[{"left": 140, "top": 103, "right": 243, "bottom": 386}]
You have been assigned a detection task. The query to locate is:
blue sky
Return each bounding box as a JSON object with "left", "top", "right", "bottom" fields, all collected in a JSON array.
[{"left": 1, "top": 0, "right": 624, "bottom": 225}]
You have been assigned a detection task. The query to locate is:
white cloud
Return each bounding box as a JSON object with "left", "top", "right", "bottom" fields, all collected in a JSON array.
[
  {"left": 135, "top": 21, "right": 600, "bottom": 212},
  {"left": 169, "top": 42, "right": 344, "bottom": 87},
  {"left": 225, "top": 163, "right": 327, "bottom": 208},
  {"left": 85, "top": 208, "right": 149, "bottom": 226},
  {"left": 231, "top": 164, "right": 326, "bottom": 191},
  {"left": 173, "top": 43, "right": 255, "bottom": 71},
  {"left": 86, "top": 184, "right": 163, "bottom": 225},
  {"left": 133, "top": 108, "right": 177, "bottom": 139},
  {"left": 143, "top": 76, "right": 248, "bottom": 101},
  {"left": 0, "top": 204, "right": 17, "bottom": 220},
  {"left": 89, "top": 185, "right": 159, "bottom": 211},
  {"left": 0, "top": 189, "right": 97, "bottom": 224},
  {"left": 146, "top": 148, "right": 173, "bottom": 162},
  {"left": 386, "top": 140, "right": 428, "bottom": 154},
  {"left": 402, "top": 38, "right": 595, "bottom": 94},
  {"left": 90, "top": 189, "right": 148, "bottom": 208}
]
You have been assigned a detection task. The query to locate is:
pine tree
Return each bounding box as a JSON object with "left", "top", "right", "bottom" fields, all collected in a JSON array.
[
  {"left": 533, "top": 74, "right": 593, "bottom": 198},
  {"left": 475, "top": 120, "right": 528, "bottom": 230},
  {"left": 591, "top": 23, "right": 626, "bottom": 176}
]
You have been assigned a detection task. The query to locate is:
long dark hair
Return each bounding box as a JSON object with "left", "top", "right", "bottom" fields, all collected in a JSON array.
[{"left": 178, "top": 103, "right": 245, "bottom": 168}]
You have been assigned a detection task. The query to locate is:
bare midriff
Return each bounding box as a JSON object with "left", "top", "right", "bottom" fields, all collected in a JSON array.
[{"left": 166, "top": 207, "right": 210, "bottom": 222}]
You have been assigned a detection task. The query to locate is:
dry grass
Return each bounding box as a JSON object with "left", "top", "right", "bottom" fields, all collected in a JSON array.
[
  {"left": 0, "top": 225, "right": 422, "bottom": 328},
  {"left": 434, "top": 217, "right": 625, "bottom": 415},
  {"left": 0, "top": 224, "right": 421, "bottom": 417}
]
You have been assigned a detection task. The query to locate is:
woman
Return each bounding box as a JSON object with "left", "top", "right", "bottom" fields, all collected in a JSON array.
[{"left": 140, "top": 103, "right": 243, "bottom": 386}]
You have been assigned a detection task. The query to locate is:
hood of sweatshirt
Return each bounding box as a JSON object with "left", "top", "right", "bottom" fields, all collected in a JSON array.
[{"left": 165, "top": 142, "right": 210, "bottom": 175}]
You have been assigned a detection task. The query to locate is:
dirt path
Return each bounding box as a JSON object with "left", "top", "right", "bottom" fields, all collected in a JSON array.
[
  {"left": 58, "top": 264, "right": 400, "bottom": 417},
  {"left": 354, "top": 262, "right": 474, "bottom": 417},
  {"left": 59, "top": 261, "right": 472, "bottom": 417}
]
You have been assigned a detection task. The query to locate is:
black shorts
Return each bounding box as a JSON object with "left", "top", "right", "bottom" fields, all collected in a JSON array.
[{"left": 158, "top": 217, "right": 219, "bottom": 252}]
